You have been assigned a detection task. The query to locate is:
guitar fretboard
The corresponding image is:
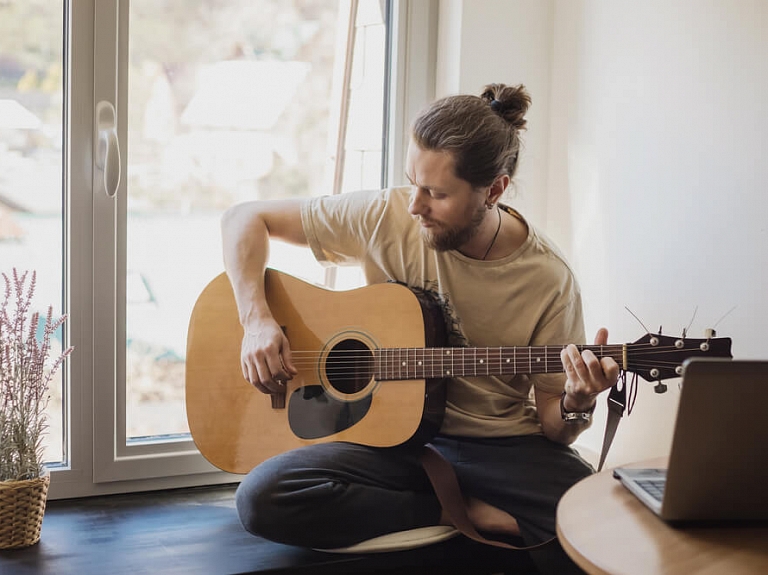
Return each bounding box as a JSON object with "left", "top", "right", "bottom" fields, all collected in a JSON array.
[{"left": 374, "top": 345, "right": 625, "bottom": 380}]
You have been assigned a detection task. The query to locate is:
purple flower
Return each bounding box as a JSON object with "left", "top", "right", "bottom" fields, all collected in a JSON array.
[{"left": 1, "top": 269, "right": 74, "bottom": 481}]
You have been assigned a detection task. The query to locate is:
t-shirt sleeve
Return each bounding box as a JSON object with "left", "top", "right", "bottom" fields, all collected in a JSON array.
[
  {"left": 301, "top": 189, "right": 388, "bottom": 266},
  {"left": 528, "top": 289, "right": 587, "bottom": 394}
]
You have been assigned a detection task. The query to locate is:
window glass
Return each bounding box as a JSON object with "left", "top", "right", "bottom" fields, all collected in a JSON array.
[
  {"left": 0, "top": 0, "right": 66, "bottom": 465},
  {"left": 125, "top": 0, "right": 387, "bottom": 439}
]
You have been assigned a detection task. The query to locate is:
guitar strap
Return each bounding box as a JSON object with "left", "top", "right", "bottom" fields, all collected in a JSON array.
[
  {"left": 420, "top": 385, "right": 628, "bottom": 548},
  {"left": 597, "top": 378, "right": 627, "bottom": 472}
]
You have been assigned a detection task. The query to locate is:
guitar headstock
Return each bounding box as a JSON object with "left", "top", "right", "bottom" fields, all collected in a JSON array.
[{"left": 626, "top": 333, "right": 733, "bottom": 382}]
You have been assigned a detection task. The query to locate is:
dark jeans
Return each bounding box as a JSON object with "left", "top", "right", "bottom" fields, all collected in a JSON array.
[{"left": 235, "top": 434, "right": 593, "bottom": 573}]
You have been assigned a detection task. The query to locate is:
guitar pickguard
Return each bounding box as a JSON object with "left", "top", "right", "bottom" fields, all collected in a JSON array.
[{"left": 288, "top": 385, "right": 372, "bottom": 439}]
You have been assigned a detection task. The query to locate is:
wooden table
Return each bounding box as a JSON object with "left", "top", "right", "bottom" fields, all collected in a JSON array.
[{"left": 556, "top": 458, "right": 768, "bottom": 574}]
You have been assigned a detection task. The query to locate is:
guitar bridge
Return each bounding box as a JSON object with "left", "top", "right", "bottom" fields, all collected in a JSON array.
[{"left": 271, "top": 392, "right": 286, "bottom": 409}]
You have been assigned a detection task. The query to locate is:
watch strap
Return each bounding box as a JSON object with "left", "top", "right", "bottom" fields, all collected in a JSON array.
[{"left": 560, "top": 390, "right": 596, "bottom": 423}]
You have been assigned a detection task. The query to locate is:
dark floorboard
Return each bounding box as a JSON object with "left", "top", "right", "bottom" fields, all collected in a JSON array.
[{"left": 0, "top": 485, "right": 539, "bottom": 575}]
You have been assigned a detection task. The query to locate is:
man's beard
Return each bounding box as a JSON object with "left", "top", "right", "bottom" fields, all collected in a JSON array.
[{"left": 420, "top": 203, "right": 486, "bottom": 252}]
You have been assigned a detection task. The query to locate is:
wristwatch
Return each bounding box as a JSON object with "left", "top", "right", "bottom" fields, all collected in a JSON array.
[{"left": 560, "top": 391, "right": 596, "bottom": 423}]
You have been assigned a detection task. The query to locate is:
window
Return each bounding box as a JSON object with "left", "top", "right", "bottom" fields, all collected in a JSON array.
[{"left": 0, "top": 0, "right": 435, "bottom": 497}]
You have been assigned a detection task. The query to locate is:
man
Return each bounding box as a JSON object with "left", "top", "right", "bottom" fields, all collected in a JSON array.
[{"left": 222, "top": 83, "right": 619, "bottom": 573}]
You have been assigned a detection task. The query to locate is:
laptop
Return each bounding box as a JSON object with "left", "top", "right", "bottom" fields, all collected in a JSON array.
[{"left": 613, "top": 358, "right": 768, "bottom": 524}]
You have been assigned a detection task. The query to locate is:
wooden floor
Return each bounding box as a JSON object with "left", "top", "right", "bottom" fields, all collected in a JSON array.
[{"left": 0, "top": 484, "right": 539, "bottom": 575}]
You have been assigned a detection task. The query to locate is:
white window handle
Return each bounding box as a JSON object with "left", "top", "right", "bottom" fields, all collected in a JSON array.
[{"left": 96, "top": 100, "right": 121, "bottom": 197}]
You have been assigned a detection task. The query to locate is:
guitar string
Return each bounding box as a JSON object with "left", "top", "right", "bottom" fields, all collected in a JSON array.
[
  {"left": 270, "top": 367, "right": 694, "bottom": 384},
  {"left": 284, "top": 347, "right": 701, "bottom": 356},
  {"left": 283, "top": 342, "right": 716, "bottom": 352},
  {"left": 284, "top": 349, "right": 717, "bottom": 363},
  {"left": 279, "top": 345, "right": 720, "bottom": 364},
  {"left": 276, "top": 361, "right": 711, "bottom": 382},
  {"left": 281, "top": 345, "right": 716, "bottom": 362},
  {"left": 277, "top": 351, "right": 705, "bottom": 377},
  {"left": 274, "top": 356, "right": 720, "bottom": 373}
]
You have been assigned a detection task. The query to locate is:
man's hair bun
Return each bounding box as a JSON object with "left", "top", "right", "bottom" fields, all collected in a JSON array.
[{"left": 480, "top": 83, "right": 531, "bottom": 131}]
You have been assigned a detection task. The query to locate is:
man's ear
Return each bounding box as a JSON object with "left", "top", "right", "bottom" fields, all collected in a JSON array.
[{"left": 488, "top": 174, "right": 510, "bottom": 205}]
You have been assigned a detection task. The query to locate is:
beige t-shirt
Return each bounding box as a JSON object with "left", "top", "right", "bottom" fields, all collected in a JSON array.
[{"left": 301, "top": 187, "right": 586, "bottom": 437}]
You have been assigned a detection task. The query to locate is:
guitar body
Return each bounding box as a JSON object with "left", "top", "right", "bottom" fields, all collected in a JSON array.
[{"left": 186, "top": 269, "right": 448, "bottom": 474}]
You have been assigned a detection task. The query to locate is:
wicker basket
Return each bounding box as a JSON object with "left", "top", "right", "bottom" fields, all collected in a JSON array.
[{"left": 0, "top": 472, "right": 50, "bottom": 549}]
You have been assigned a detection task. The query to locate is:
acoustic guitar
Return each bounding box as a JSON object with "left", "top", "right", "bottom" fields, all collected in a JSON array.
[{"left": 185, "top": 269, "right": 733, "bottom": 474}]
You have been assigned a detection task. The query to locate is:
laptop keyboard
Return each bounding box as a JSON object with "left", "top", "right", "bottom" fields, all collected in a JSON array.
[{"left": 637, "top": 479, "right": 666, "bottom": 502}]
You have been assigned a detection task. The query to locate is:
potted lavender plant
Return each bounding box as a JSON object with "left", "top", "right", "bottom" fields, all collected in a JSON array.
[{"left": 0, "top": 269, "right": 73, "bottom": 549}]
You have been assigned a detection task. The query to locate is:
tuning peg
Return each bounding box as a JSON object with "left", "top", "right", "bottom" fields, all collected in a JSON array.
[
  {"left": 700, "top": 328, "right": 716, "bottom": 352},
  {"left": 654, "top": 381, "right": 668, "bottom": 394}
]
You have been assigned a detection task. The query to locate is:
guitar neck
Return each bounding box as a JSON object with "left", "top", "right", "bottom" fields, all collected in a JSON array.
[{"left": 374, "top": 344, "right": 625, "bottom": 380}]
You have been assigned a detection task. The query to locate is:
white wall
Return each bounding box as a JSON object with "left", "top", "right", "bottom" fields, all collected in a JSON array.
[
  {"left": 435, "top": 0, "right": 555, "bottom": 224},
  {"left": 439, "top": 0, "right": 768, "bottom": 467},
  {"left": 548, "top": 0, "right": 768, "bottom": 467}
]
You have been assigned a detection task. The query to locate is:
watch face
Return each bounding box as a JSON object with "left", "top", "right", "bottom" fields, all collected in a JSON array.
[{"left": 562, "top": 412, "right": 592, "bottom": 423}]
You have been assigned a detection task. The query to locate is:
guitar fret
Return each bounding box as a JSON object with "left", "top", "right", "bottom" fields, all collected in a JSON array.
[
  {"left": 548, "top": 346, "right": 558, "bottom": 371},
  {"left": 429, "top": 347, "right": 434, "bottom": 378},
  {"left": 487, "top": 347, "right": 493, "bottom": 376},
  {"left": 376, "top": 348, "right": 387, "bottom": 379},
  {"left": 528, "top": 347, "right": 532, "bottom": 374},
  {"left": 393, "top": 348, "right": 397, "bottom": 379},
  {"left": 488, "top": 347, "right": 493, "bottom": 375},
  {"left": 489, "top": 347, "right": 494, "bottom": 375},
  {"left": 479, "top": 347, "right": 484, "bottom": 375}
]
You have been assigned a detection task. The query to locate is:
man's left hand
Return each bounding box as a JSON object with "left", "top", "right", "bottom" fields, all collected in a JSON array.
[{"left": 560, "top": 327, "right": 621, "bottom": 412}]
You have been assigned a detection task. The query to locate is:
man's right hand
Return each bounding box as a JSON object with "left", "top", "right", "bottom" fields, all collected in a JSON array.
[
  {"left": 240, "top": 316, "right": 298, "bottom": 394},
  {"left": 221, "top": 198, "right": 307, "bottom": 394}
]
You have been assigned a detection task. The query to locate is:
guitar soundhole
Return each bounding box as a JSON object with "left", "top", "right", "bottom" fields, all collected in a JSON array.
[{"left": 326, "top": 339, "right": 374, "bottom": 395}]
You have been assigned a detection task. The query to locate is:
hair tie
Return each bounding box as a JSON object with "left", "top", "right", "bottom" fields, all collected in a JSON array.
[{"left": 490, "top": 99, "right": 502, "bottom": 112}]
